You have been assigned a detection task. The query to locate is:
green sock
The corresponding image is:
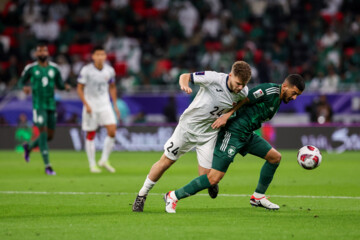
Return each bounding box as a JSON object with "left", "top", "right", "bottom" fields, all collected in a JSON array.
[
  {"left": 175, "top": 174, "right": 211, "bottom": 200},
  {"left": 39, "top": 132, "right": 50, "bottom": 166},
  {"left": 255, "top": 161, "right": 279, "bottom": 194},
  {"left": 29, "top": 137, "right": 40, "bottom": 151}
]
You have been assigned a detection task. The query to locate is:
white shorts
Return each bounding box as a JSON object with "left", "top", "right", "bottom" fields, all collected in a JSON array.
[
  {"left": 81, "top": 107, "right": 116, "bottom": 131},
  {"left": 164, "top": 125, "right": 217, "bottom": 169}
]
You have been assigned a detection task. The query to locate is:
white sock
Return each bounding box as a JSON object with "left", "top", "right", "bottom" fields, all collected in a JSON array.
[
  {"left": 99, "top": 136, "right": 115, "bottom": 164},
  {"left": 138, "top": 175, "right": 156, "bottom": 196},
  {"left": 85, "top": 139, "right": 96, "bottom": 167},
  {"left": 253, "top": 192, "right": 265, "bottom": 199},
  {"left": 170, "top": 191, "right": 178, "bottom": 201}
]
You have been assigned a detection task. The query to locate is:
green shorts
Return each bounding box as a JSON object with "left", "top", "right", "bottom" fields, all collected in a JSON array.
[
  {"left": 212, "top": 130, "right": 272, "bottom": 172},
  {"left": 32, "top": 109, "right": 56, "bottom": 129}
]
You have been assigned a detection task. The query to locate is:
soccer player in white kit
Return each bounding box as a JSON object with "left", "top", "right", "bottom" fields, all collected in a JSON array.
[
  {"left": 77, "top": 46, "right": 120, "bottom": 173},
  {"left": 133, "top": 61, "right": 252, "bottom": 212}
]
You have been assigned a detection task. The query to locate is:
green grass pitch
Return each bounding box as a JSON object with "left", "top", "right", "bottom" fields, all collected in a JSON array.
[{"left": 0, "top": 150, "right": 359, "bottom": 240}]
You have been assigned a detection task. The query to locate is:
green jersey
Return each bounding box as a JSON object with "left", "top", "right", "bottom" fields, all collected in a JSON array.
[
  {"left": 19, "top": 61, "right": 64, "bottom": 110},
  {"left": 227, "top": 83, "right": 281, "bottom": 138}
]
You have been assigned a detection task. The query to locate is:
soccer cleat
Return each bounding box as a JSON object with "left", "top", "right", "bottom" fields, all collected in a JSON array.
[
  {"left": 90, "top": 165, "right": 102, "bottom": 173},
  {"left": 132, "top": 195, "right": 147, "bottom": 212},
  {"left": 250, "top": 195, "right": 280, "bottom": 210},
  {"left": 98, "top": 161, "right": 116, "bottom": 173},
  {"left": 23, "top": 143, "right": 30, "bottom": 162},
  {"left": 45, "top": 166, "right": 56, "bottom": 176},
  {"left": 208, "top": 184, "right": 219, "bottom": 199},
  {"left": 164, "top": 191, "right": 178, "bottom": 213}
]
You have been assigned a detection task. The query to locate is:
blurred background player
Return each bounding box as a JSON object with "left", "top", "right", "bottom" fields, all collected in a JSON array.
[
  {"left": 77, "top": 46, "right": 120, "bottom": 173},
  {"left": 164, "top": 74, "right": 305, "bottom": 213},
  {"left": 133, "top": 61, "right": 251, "bottom": 212},
  {"left": 20, "top": 43, "right": 70, "bottom": 175}
]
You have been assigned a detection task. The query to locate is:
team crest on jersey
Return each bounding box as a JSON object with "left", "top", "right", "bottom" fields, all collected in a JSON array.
[
  {"left": 48, "top": 69, "right": 55, "bottom": 78},
  {"left": 253, "top": 89, "right": 264, "bottom": 99},
  {"left": 195, "top": 71, "right": 205, "bottom": 75},
  {"left": 227, "top": 146, "right": 236, "bottom": 157}
]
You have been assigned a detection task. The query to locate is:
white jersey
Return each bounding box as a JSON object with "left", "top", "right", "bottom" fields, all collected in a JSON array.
[
  {"left": 179, "top": 71, "right": 248, "bottom": 138},
  {"left": 78, "top": 63, "right": 115, "bottom": 112}
]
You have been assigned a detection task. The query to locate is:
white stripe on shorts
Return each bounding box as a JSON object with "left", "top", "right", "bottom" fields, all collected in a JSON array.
[{"left": 220, "top": 131, "right": 231, "bottom": 151}]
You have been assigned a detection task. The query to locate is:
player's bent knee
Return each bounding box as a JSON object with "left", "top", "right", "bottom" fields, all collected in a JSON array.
[
  {"left": 269, "top": 153, "right": 281, "bottom": 164},
  {"left": 207, "top": 171, "right": 224, "bottom": 185}
]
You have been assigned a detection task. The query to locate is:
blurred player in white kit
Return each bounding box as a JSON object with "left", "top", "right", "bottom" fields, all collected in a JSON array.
[{"left": 77, "top": 46, "right": 120, "bottom": 173}]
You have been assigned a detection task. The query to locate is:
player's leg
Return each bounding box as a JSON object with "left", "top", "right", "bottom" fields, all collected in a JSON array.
[
  {"left": 164, "top": 169, "right": 225, "bottom": 213},
  {"left": 164, "top": 130, "right": 238, "bottom": 213},
  {"left": 196, "top": 135, "right": 219, "bottom": 198},
  {"left": 98, "top": 109, "right": 117, "bottom": 173},
  {"left": 133, "top": 126, "right": 193, "bottom": 212},
  {"left": 82, "top": 108, "right": 100, "bottom": 173},
  {"left": 23, "top": 110, "right": 41, "bottom": 162},
  {"left": 42, "top": 110, "right": 57, "bottom": 175},
  {"left": 246, "top": 134, "right": 280, "bottom": 210}
]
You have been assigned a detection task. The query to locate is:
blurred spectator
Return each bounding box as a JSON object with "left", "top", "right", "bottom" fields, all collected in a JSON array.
[
  {"left": 17, "top": 113, "right": 31, "bottom": 128},
  {"left": 56, "top": 55, "right": 71, "bottom": 84},
  {"left": 307, "top": 95, "right": 333, "bottom": 124},
  {"left": 321, "top": 65, "right": 340, "bottom": 93},
  {"left": 49, "top": 0, "right": 69, "bottom": 21},
  {"left": 116, "top": 96, "right": 130, "bottom": 125},
  {"left": 31, "top": 12, "right": 60, "bottom": 42},
  {"left": 202, "top": 12, "right": 220, "bottom": 41},
  {"left": 22, "top": 0, "right": 42, "bottom": 26},
  {"left": 163, "top": 95, "right": 177, "bottom": 123},
  {"left": 177, "top": 1, "right": 198, "bottom": 38},
  {"left": 320, "top": 27, "right": 340, "bottom": 48}
]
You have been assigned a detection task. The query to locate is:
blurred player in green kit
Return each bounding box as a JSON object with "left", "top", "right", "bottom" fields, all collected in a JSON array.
[{"left": 19, "top": 43, "right": 70, "bottom": 175}]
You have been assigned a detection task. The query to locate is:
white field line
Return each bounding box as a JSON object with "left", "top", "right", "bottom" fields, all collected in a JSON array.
[{"left": 0, "top": 191, "right": 360, "bottom": 200}]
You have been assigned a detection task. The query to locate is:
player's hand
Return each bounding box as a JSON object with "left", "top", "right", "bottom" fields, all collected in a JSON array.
[
  {"left": 85, "top": 104, "right": 92, "bottom": 114},
  {"left": 211, "top": 114, "right": 230, "bottom": 129},
  {"left": 181, "top": 85, "right": 192, "bottom": 94},
  {"left": 65, "top": 83, "right": 71, "bottom": 91},
  {"left": 23, "top": 86, "right": 31, "bottom": 95}
]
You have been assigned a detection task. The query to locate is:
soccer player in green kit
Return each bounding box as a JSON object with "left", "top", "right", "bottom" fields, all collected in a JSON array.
[
  {"left": 19, "top": 43, "right": 70, "bottom": 175},
  {"left": 164, "top": 74, "right": 305, "bottom": 213}
]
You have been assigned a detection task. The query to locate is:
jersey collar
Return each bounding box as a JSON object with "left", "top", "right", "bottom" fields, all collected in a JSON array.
[{"left": 226, "top": 75, "right": 232, "bottom": 93}]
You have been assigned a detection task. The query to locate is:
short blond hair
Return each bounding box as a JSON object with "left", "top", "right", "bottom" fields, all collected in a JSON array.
[{"left": 231, "top": 61, "right": 251, "bottom": 82}]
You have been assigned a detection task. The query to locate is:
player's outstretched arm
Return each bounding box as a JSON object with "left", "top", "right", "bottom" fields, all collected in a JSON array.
[
  {"left": 179, "top": 73, "right": 192, "bottom": 94},
  {"left": 77, "top": 83, "right": 92, "bottom": 114},
  {"left": 211, "top": 98, "right": 250, "bottom": 129}
]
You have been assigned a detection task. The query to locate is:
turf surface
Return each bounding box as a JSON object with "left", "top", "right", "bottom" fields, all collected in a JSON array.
[{"left": 0, "top": 150, "right": 359, "bottom": 240}]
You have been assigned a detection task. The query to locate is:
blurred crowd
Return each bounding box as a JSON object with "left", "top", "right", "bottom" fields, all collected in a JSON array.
[{"left": 1, "top": 0, "right": 360, "bottom": 95}]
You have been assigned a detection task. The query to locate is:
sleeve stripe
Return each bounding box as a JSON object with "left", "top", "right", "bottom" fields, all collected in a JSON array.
[{"left": 190, "top": 73, "right": 194, "bottom": 84}]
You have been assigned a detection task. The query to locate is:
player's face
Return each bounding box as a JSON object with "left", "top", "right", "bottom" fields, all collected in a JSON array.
[
  {"left": 35, "top": 46, "right": 49, "bottom": 62},
  {"left": 282, "top": 85, "right": 302, "bottom": 104},
  {"left": 92, "top": 50, "right": 107, "bottom": 65},
  {"left": 229, "top": 74, "right": 247, "bottom": 93}
]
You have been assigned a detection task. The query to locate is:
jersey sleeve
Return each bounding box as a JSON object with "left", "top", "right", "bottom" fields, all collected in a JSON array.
[
  {"left": 18, "top": 65, "right": 32, "bottom": 88},
  {"left": 77, "top": 66, "right": 87, "bottom": 84},
  {"left": 108, "top": 67, "right": 115, "bottom": 84},
  {"left": 190, "top": 71, "right": 218, "bottom": 87},
  {"left": 247, "top": 84, "right": 269, "bottom": 104}
]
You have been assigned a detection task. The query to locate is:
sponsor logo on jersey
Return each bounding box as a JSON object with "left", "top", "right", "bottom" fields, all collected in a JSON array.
[
  {"left": 48, "top": 69, "right": 55, "bottom": 78},
  {"left": 227, "top": 146, "right": 236, "bottom": 157},
  {"left": 195, "top": 71, "right": 205, "bottom": 75},
  {"left": 253, "top": 89, "right": 264, "bottom": 98}
]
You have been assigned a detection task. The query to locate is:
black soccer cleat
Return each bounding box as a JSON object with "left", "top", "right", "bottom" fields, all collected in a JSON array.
[
  {"left": 132, "top": 195, "right": 147, "bottom": 212},
  {"left": 208, "top": 184, "right": 219, "bottom": 199}
]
